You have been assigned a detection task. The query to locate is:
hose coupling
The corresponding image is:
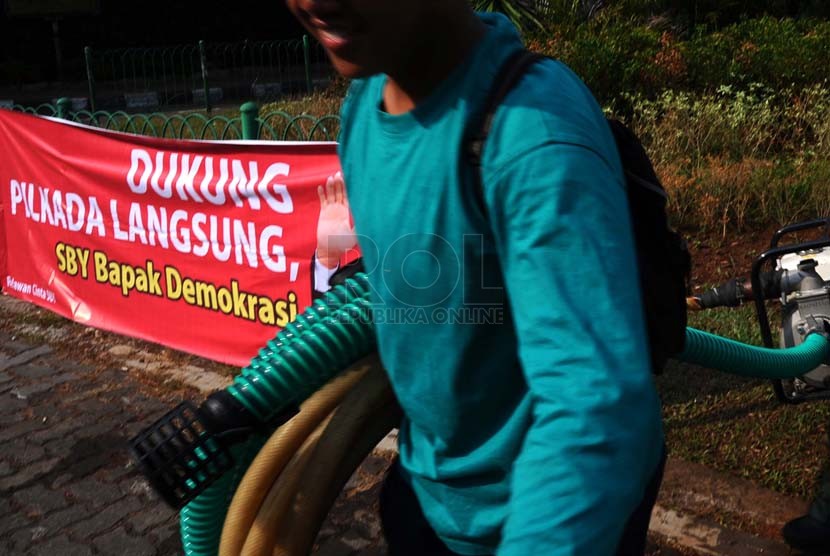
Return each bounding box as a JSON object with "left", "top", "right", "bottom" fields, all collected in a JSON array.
[
  {"left": 128, "top": 390, "right": 296, "bottom": 509},
  {"left": 801, "top": 315, "right": 830, "bottom": 341}
]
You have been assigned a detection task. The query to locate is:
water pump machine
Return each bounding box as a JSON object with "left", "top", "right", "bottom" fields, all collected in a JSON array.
[{"left": 690, "top": 217, "right": 830, "bottom": 403}]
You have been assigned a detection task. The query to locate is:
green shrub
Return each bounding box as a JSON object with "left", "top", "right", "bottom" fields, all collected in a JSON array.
[
  {"left": 561, "top": 21, "right": 663, "bottom": 105},
  {"left": 536, "top": 0, "right": 830, "bottom": 27},
  {"left": 259, "top": 88, "right": 343, "bottom": 118},
  {"left": 616, "top": 85, "right": 830, "bottom": 236},
  {"left": 472, "top": 0, "right": 546, "bottom": 31},
  {"left": 529, "top": 16, "right": 830, "bottom": 102},
  {"left": 685, "top": 17, "right": 830, "bottom": 90},
  {"left": 626, "top": 84, "right": 830, "bottom": 163},
  {"left": 529, "top": 16, "right": 667, "bottom": 104}
]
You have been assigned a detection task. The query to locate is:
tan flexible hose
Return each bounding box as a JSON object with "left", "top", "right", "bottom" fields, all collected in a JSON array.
[
  {"left": 240, "top": 412, "right": 334, "bottom": 556},
  {"left": 272, "top": 360, "right": 401, "bottom": 556},
  {"left": 219, "top": 355, "right": 397, "bottom": 556},
  {"left": 220, "top": 358, "right": 374, "bottom": 556}
]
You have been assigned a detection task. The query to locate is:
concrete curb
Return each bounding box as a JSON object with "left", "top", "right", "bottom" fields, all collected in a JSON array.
[
  {"left": 651, "top": 505, "right": 792, "bottom": 555},
  {"left": 654, "top": 458, "right": 805, "bottom": 555},
  {"left": 361, "top": 438, "right": 806, "bottom": 555}
]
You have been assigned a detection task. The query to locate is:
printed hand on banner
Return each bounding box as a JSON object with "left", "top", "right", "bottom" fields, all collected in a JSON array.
[{"left": 316, "top": 172, "right": 356, "bottom": 269}]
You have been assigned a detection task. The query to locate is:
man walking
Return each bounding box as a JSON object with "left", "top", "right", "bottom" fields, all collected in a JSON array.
[{"left": 285, "top": 2, "right": 665, "bottom": 554}]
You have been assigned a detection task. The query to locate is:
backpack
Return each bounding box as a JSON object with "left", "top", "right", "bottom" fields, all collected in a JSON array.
[{"left": 465, "top": 49, "right": 691, "bottom": 373}]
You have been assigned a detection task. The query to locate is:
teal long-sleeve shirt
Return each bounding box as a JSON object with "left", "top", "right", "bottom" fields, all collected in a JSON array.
[{"left": 337, "top": 13, "right": 664, "bottom": 556}]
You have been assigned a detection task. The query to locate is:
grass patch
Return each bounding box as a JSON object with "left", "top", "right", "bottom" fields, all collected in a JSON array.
[
  {"left": 687, "top": 302, "right": 768, "bottom": 345},
  {"left": 661, "top": 303, "right": 830, "bottom": 497},
  {"left": 256, "top": 88, "right": 344, "bottom": 141},
  {"left": 660, "top": 363, "right": 830, "bottom": 497},
  {"left": 260, "top": 89, "right": 343, "bottom": 117}
]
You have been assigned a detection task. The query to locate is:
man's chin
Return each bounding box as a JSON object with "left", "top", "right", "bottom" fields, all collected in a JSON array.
[{"left": 328, "top": 56, "right": 381, "bottom": 80}]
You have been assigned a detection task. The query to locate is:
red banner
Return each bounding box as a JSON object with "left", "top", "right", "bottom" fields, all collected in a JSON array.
[{"left": 0, "top": 110, "right": 357, "bottom": 366}]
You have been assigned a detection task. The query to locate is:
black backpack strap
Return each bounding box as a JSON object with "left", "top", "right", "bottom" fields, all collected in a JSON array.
[{"left": 465, "top": 48, "right": 546, "bottom": 218}]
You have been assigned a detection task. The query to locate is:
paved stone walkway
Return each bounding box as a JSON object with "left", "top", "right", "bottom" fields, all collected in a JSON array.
[
  {"left": 0, "top": 333, "right": 182, "bottom": 556},
  {"left": 0, "top": 318, "right": 397, "bottom": 556}
]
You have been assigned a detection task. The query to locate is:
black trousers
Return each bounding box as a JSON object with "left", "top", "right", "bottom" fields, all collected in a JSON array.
[{"left": 379, "top": 449, "right": 667, "bottom": 556}]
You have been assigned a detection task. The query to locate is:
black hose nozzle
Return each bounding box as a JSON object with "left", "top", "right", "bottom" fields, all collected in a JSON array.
[
  {"left": 695, "top": 270, "right": 784, "bottom": 310},
  {"left": 128, "top": 391, "right": 296, "bottom": 509}
]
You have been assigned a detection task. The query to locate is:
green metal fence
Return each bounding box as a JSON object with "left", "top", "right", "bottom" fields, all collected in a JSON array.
[
  {"left": 83, "top": 36, "right": 331, "bottom": 112},
  {"left": 6, "top": 98, "right": 340, "bottom": 142}
]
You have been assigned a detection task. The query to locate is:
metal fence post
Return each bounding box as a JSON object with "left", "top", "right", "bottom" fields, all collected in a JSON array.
[
  {"left": 56, "top": 97, "right": 72, "bottom": 120},
  {"left": 199, "top": 40, "right": 211, "bottom": 113},
  {"left": 84, "top": 46, "right": 97, "bottom": 113},
  {"left": 303, "top": 35, "right": 312, "bottom": 94},
  {"left": 240, "top": 102, "right": 259, "bottom": 140}
]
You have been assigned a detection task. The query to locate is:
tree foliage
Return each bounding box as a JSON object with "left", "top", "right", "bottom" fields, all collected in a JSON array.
[
  {"left": 531, "top": 0, "right": 830, "bottom": 27},
  {"left": 471, "top": 0, "right": 547, "bottom": 32}
]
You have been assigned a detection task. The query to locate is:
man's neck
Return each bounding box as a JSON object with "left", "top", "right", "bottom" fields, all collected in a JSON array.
[{"left": 382, "top": 12, "right": 487, "bottom": 116}]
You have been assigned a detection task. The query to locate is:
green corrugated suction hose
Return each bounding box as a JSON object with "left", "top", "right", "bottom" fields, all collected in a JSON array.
[
  {"left": 181, "top": 273, "right": 377, "bottom": 556},
  {"left": 679, "top": 327, "right": 829, "bottom": 378},
  {"left": 229, "top": 274, "right": 375, "bottom": 423},
  {"left": 178, "top": 273, "right": 830, "bottom": 556},
  {"left": 180, "top": 436, "right": 265, "bottom": 556}
]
